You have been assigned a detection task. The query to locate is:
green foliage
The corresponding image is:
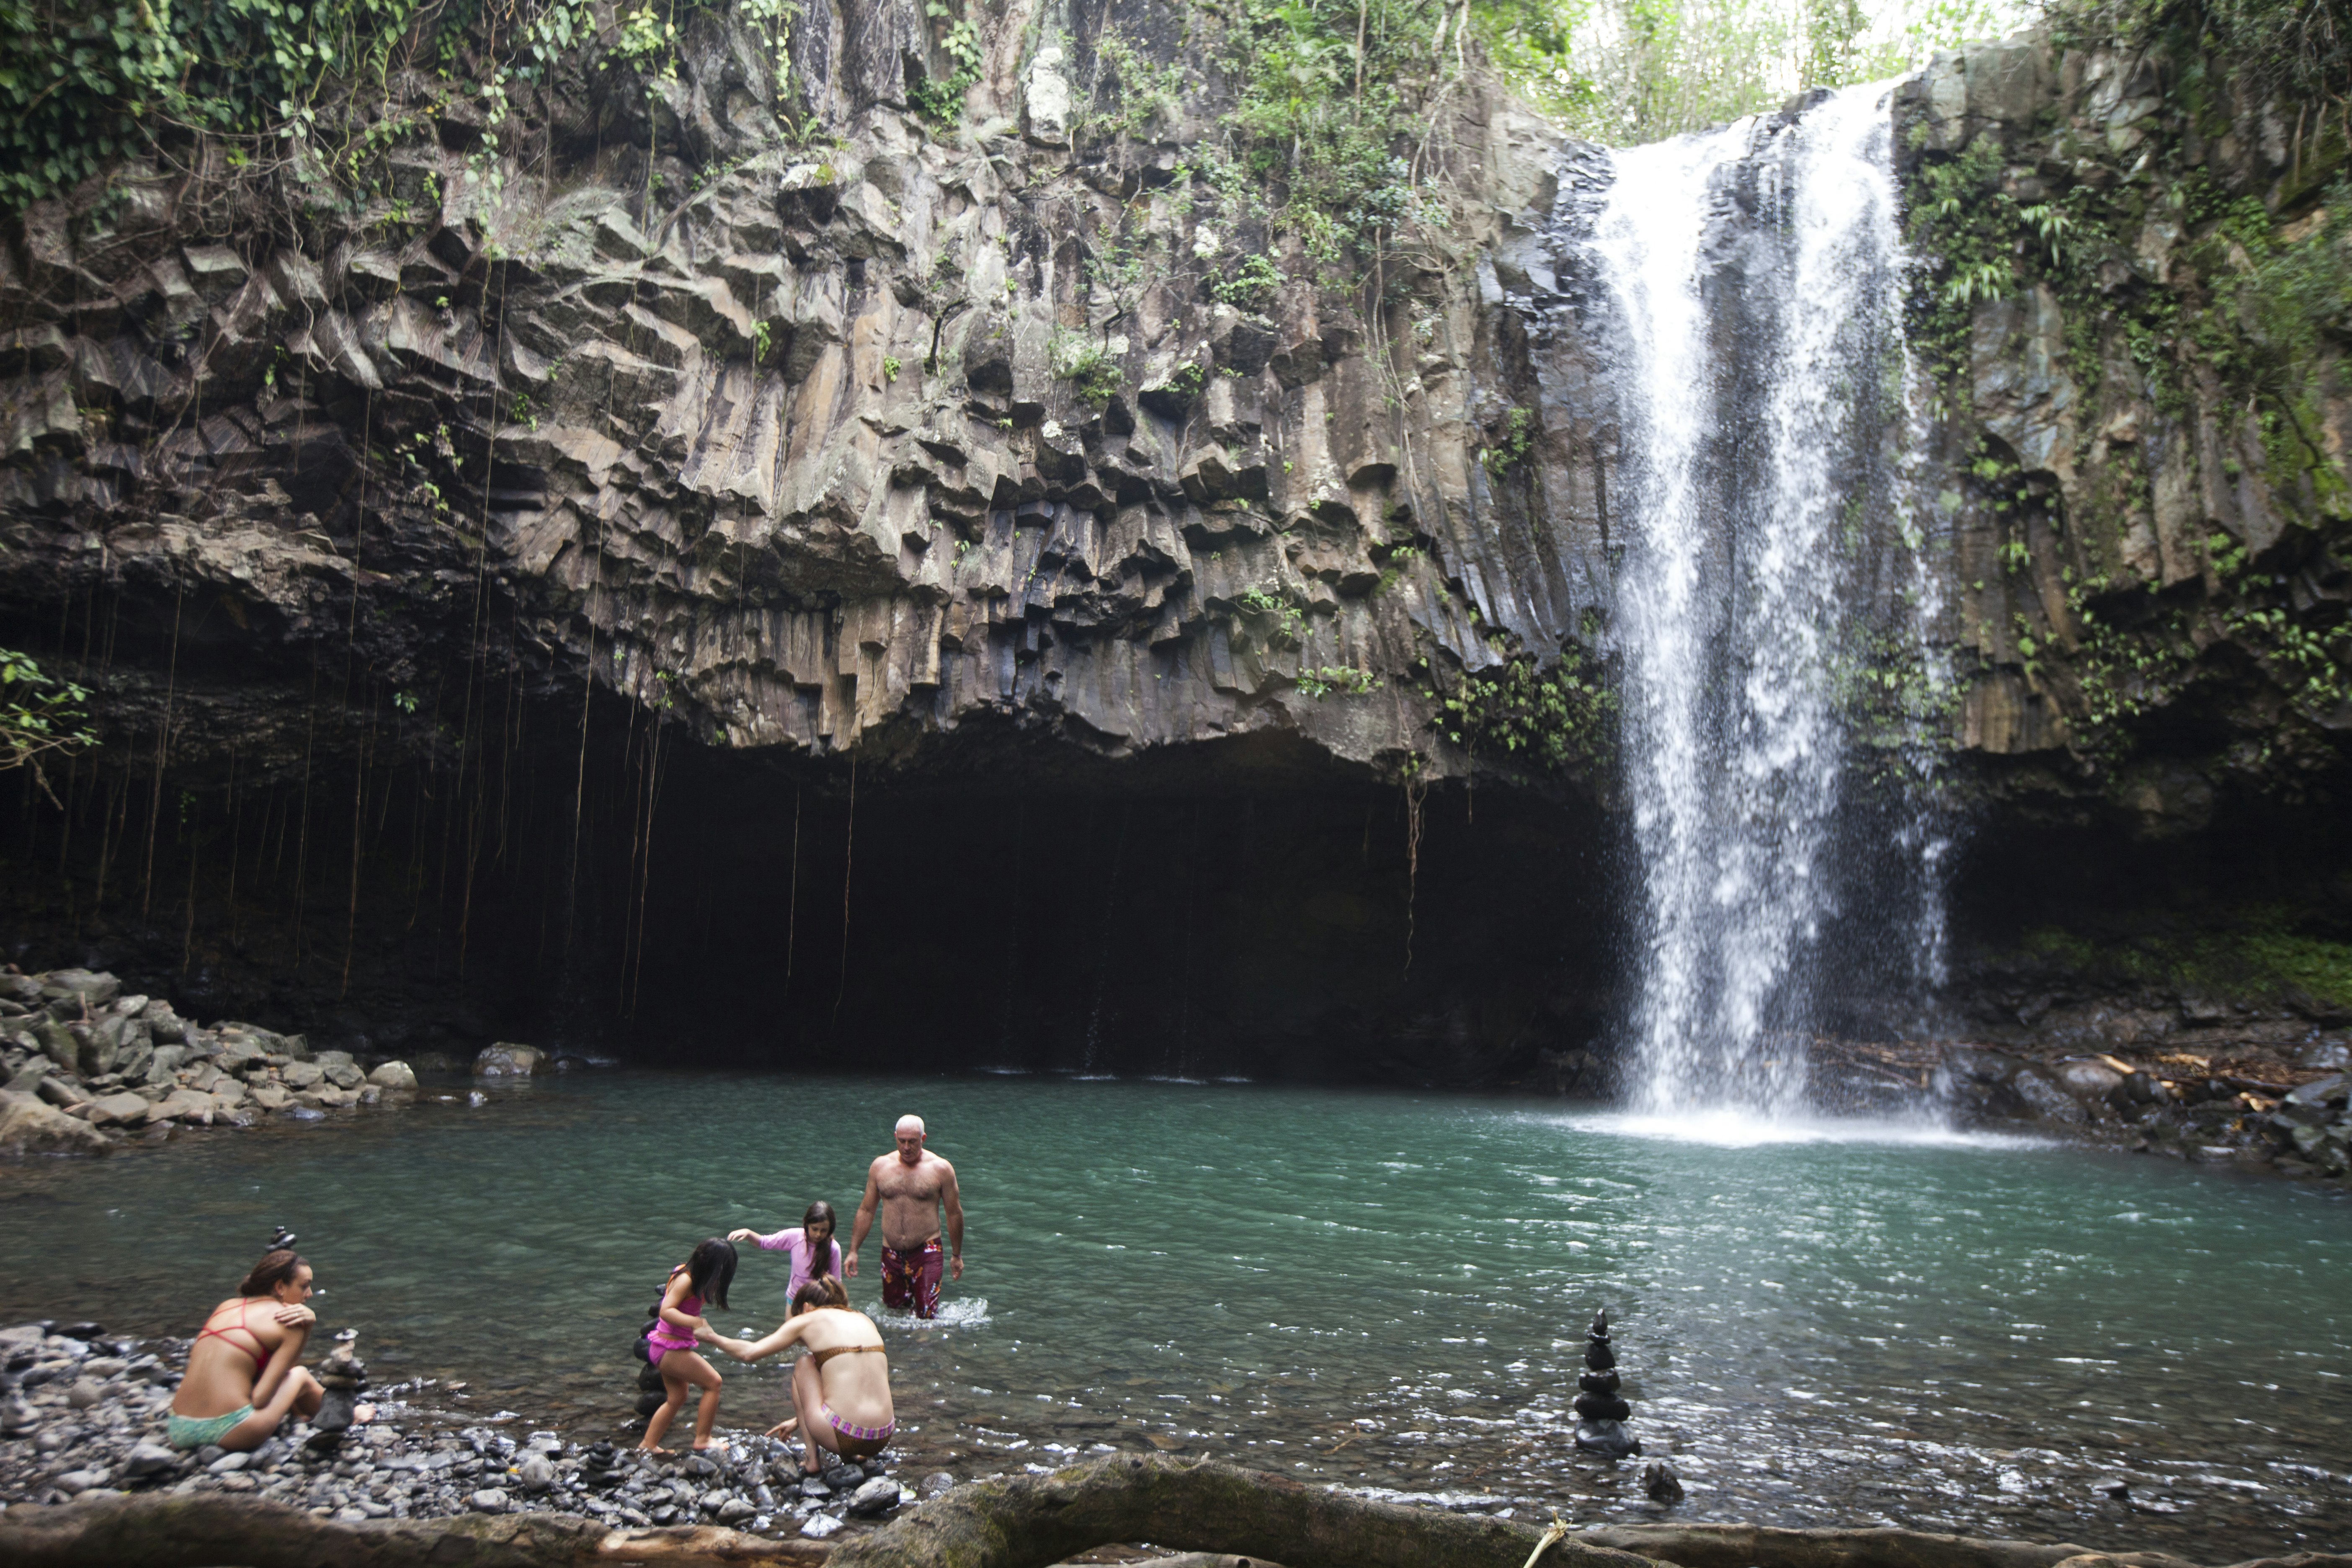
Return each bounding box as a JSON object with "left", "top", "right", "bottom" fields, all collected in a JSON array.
[
  {"left": 1219, "top": 0, "right": 1450, "bottom": 268},
  {"left": 1296, "top": 664, "right": 1384, "bottom": 697},
  {"left": 2053, "top": 0, "right": 2352, "bottom": 111},
  {"left": 0, "top": 648, "right": 95, "bottom": 798},
  {"left": 907, "top": 0, "right": 980, "bottom": 123},
  {"left": 1236, "top": 585, "right": 1306, "bottom": 641},
  {"left": 1828, "top": 625, "right": 1959, "bottom": 762},
  {"left": 882, "top": 354, "right": 903, "bottom": 382},
  {"left": 1073, "top": 29, "right": 1187, "bottom": 144},
  {"left": 0, "top": 0, "right": 430, "bottom": 210},
  {"left": 1481, "top": 405, "right": 1537, "bottom": 475},
  {"left": 1048, "top": 329, "right": 1124, "bottom": 407},
  {"left": 1479, "top": 0, "right": 2008, "bottom": 145},
  {"left": 1210, "top": 253, "right": 1284, "bottom": 312},
  {"left": 1427, "top": 646, "right": 1615, "bottom": 773},
  {"left": 2017, "top": 909, "right": 2352, "bottom": 1012}
]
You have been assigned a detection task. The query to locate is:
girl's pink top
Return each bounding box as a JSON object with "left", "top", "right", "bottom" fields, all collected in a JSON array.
[{"left": 756, "top": 1227, "right": 844, "bottom": 1296}]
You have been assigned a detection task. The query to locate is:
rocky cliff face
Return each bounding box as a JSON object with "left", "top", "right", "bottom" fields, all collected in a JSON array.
[
  {"left": 0, "top": 0, "right": 1637, "bottom": 1072},
  {"left": 0, "top": 0, "right": 1597, "bottom": 783},
  {"left": 0, "top": 0, "right": 2345, "bottom": 1073},
  {"left": 1896, "top": 31, "right": 2351, "bottom": 832}
]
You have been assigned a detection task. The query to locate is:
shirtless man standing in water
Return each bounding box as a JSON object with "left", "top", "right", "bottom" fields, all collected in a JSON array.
[{"left": 844, "top": 1114, "right": 963, "bottom": 1319}]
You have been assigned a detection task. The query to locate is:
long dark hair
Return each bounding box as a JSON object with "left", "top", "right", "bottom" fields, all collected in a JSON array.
[
  {"left": 240, "top": 1250, "right": 306, "bottom": 1297},
  {"left": 686, "top": 1238, "right": 737, "bottom": 1312},
  {"left": 802, "top": 1201, "right": 837, "bottom": 1249}
]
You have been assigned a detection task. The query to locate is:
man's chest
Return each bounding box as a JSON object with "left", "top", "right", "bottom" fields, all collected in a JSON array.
[{"left": 876, "top": 1166, "right": 940, "bottom": 1202}]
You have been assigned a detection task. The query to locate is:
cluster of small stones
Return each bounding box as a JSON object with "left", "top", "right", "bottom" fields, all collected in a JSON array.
[
  {"left": 0, "top": 967, "right": 419, "bottom": 1155},
  {"left": 1943, "top": 1043, "right": 2352, "bottom": 1182},
  {"left": 0, "top": 1322, "right": 933, "bottom": 1540}
]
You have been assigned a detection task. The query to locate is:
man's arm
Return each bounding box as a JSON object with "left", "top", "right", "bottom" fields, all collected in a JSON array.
[
  {"left": 939, "top": 1158, "right": 964, "bottom": 1281},
  {"left": 845, "top": 1160, "right": 881, "bottom": 1278}
]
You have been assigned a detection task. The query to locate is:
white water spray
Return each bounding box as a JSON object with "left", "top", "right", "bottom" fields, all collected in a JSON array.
[{"left": 1591, "top": 83, "right": 1939, "bottom": 1118}]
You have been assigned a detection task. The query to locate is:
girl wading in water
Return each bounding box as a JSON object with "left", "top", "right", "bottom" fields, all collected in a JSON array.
[
  {"left": 168, "top": 1250, "right": 325, "bottom": 1452},
  {"left": 701, "top": 1275, "right": 894, "bottom": 1472},
  {"left": 728, "top": 1199, "right": 843, "bottom": 1300},
  {"left": 640, "top": 1238, "right": 738, "bottom": 1453}
]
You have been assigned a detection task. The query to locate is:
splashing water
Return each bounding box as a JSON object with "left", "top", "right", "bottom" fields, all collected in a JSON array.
[{"left": 1592, "top": 83, "right": 1938, "bottom": 1118}]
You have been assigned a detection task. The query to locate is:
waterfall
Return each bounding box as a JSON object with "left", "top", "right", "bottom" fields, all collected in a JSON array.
[{"left": 1585, "top": 82, "right": 1943, "bottom": 1118}]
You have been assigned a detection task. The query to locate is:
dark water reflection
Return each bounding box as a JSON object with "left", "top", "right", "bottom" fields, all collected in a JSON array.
[{"left": 0, "top": 1073, "right": 2344, "bottom": 1559}]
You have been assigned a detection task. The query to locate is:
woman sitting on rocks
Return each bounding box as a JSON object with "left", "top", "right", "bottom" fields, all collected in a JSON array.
[
  {"left": 699, "top": 1276, "right": 893, "bottom": 1473},
  {"left": 167, "top": 1249, "right": 324, "bottom": 1451}
]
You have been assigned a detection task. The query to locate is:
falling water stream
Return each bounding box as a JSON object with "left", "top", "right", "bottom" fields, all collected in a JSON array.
[{"left": 1589, "top": 83, "right": 1945, "bottom": 1117}]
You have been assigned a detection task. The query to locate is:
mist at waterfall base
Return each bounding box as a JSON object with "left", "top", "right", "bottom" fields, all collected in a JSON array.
[
  {"left": 1582, "top": 80, "right": 1955, "bottom": 1125},
  {"left": 4, "top": 1074, "right": 2348, "bottom": 1556}
]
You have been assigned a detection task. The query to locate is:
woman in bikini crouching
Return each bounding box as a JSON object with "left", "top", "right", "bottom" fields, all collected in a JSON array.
[
  {"left": 699, "top": 1276, "right": 892, "bottom": 1473},
  {"left": 168, "top": 1249, "right": 325, "bottom": 1452}
]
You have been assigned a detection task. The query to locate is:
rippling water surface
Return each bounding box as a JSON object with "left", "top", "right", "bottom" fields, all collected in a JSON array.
[{"left": 0, "top": 1073, "right": 2344, "bottom": 1558}]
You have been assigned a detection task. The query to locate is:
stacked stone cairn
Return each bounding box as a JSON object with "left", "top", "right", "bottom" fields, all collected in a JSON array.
[
  {"left": 1572, "top": 1307, "right": 1643, "bottom": 1459},
  {"left": 307, "top": 1339, "right": 369, "bottom": 1452}
]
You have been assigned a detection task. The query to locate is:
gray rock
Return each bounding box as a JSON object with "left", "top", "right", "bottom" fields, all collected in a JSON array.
[
  {"left": 209, "top": 1451, "right": 252, "bottom": 1473},
  {"left": 1640, "top": 1459, "right": 1684, "bottom": 1503},
  {"left": 368, "top": 1061, "right": 418, "bottom": 1091},
  {"left": 717, "top": 1494, "right": 758, "bottom": 1523},
  {"left": 470, "top": 1487, "right": 510, "bottom": 1512},
  {"left": 516, "top": 1453, "right": 557, "bottom": 1492},
  {"left": 919, "top": 1471, "right": 956, "bottom": 1498},
  {"left": 54, "top": 1469, "right": 101, "bottom": 1494},
  {"left": 2288, "top": 1073, "right": 2348, "bottom": 1107},
  {"left": 2056, "top": 1059, "right": 2124, "bottom": 1097},
  {"left": 0, "top": 1089, "right": 110, "bottom": 1155},
  {"left": 800, "top": 1512, "right": 845, "bottom": 1539},
  {"left": 821, "top": 1462, "right": 864, "bottom": 1491},
  {"left": 473, "top": 1044, "right": 542, "bottom": 1077},
  {"left": 1572, "top": 1418, "right": 1641, "bottom": 1458},
  {"left": 845, "top": 1475, "right": 902, "bottom": 1516},
  {"left": 63, "top": 1378, "right": 103, "bottom": 1408},
  {"left": 2010, "top": 1068, "right": 2088, "bottom": 1124},
  {"left": 123, "top": 1442, "right": 181, "bottom": 1478}
]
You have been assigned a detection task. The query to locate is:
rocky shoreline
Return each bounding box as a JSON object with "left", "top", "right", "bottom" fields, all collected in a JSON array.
[
  {"left": 0, "top": 1322, "right": 930, "bottom": 1545},
  {"left": 5, "top": 960, "right": 2346, "bottom": 1189},
  {"left": 0, "top": 964, "right": 566, "bottom": 1157},
  {"left": 1940, "top": 1038, "right": 2352, "bottom": 1185}
]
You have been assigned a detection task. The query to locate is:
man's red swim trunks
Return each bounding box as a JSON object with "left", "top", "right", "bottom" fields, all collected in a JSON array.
[{"left": 880, "top": 1239, "right": 944, "bottom": 1318}]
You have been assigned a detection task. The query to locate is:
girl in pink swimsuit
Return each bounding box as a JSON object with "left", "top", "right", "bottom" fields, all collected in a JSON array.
[{"left": 640, "top": 1238, "right": 737, "bottom": 1452}]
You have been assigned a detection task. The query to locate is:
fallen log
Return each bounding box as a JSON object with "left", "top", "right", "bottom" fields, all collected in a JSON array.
[
  {"left": 5, "top": 1463, "right": 2345, "bottom": 1568},
  {"left": 0, "top": 1491, "right": 830, "bottom": 1568},
  {"left": 1581, "top": 1527, "right": 2352, "bottom": 1568},
  {"left": 824, "top": 1454, "right": 1642, "bottom": 1568},
  {"left": 1581, "top": 1524, "right": 2202, "bottom": 1568}
]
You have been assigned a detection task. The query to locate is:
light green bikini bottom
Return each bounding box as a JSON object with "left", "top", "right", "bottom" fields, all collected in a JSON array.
[{"left": 166, "top": 1406, "right": 252, "bottom": 1450}]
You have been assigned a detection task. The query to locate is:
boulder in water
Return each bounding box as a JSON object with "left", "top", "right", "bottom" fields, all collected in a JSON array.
[
  {"left": 474, "top": 1044, "right": 541, "bottom": 1077},
  {"left": 367, "top": 1061, "right": 418, "bottom": 1091}
]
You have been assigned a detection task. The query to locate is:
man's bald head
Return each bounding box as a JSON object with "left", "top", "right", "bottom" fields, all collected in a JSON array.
[
  {"left": 895, "top": 1114, "right": 926, "bottom": 1163},
  {"left": 896, "top": 1114, "right": 925, "bottom": 1136}
]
